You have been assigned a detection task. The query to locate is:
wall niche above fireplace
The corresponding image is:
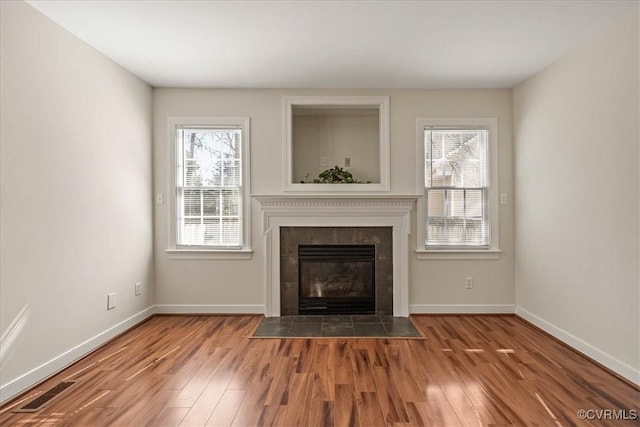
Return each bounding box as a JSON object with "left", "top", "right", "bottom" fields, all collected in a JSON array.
[{"left": 283, "top": 96, "right": 390, "bottom": 192}]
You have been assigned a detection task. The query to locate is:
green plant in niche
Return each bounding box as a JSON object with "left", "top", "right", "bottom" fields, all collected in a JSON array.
[{"left": 302, "top": 166, "right": 369, "bottom": 183}]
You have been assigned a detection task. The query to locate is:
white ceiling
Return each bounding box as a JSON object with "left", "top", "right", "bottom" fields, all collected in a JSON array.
[{"left": 27, "top": 0, "right": 637, "bottom": 89}]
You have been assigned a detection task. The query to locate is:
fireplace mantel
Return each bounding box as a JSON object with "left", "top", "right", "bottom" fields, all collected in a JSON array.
[{"left": 253, "top": 194, "right": 418, "bottom": 317}]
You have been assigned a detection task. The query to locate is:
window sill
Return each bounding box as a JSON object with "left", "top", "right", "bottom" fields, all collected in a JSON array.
[
  {"left": 165, "top": 249, "right": 253, "bottom": 260},
  {"left": 415, "top": 249, "right": 502, "bottom": 260}
]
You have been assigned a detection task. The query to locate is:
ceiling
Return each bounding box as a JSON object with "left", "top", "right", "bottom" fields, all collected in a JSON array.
[{"left": 27, "top": 0, "right": 637, "bottom": 89}]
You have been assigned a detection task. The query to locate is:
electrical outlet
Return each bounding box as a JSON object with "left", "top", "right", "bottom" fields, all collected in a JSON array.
[
  {"left": 135, "top": 282, "right": 141, "bottom": 296},
  {"left": 344, "top": 157, "right": 351, "bottom": 167},
  {"left": 500, "top": 193, "right": 508, "bottom": 205},
  {"left": 107, "top": 293, "right": 116, "bottom": 310},
  {"left": 465, "top": 277, "right": 473, "bottom": 289},
  {"left": 155, "top": 193, "right": 164, "bottom": 205}
]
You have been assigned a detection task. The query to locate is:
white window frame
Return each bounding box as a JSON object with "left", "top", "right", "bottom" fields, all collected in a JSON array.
[
  {"left": 415, "top": 118, "right": 501, "bottom": 260},
  {"left": 165, "top": 117, "right": 252, "bottom": 260}
]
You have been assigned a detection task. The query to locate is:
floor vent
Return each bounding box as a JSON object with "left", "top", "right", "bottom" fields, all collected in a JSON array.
[{"left": 13, "top": 381, "right": 77, "bottom": 413}]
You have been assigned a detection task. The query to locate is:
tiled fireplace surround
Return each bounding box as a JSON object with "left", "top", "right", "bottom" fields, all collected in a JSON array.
[
  {"left": 255, "top": 196, "right": 415, "bottom": 317},
  {"left": 280, "top": 226, "right": 393, "bottom": 315}
]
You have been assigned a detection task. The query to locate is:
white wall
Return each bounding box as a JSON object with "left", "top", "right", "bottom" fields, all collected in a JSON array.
[
  {"left": 153, "top": 89, "right": 514, "bottom": 312},
  {"left": 293, "top": 114, "right": 380, "bottom": 183},
  {"left": 513, "top": 10, "right": 639, "bottom": 383},
  {"left": 0, "top": 1, "right": 154, "bottom": 403}
]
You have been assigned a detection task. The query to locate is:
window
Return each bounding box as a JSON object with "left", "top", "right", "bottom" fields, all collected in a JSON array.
[
  {"left": 416, "top": 118, "right": 500, "bottom": 258},
  {"left": 167, "top": 117, "right": 251, "bottom": 258},
  {"left": 425, "top": 128, "right": 488, "bottom": 246}
]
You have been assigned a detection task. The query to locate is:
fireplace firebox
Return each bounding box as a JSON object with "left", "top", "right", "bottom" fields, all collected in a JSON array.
[{"left": 298, "top": 244, "right": 375, "bottom": 314}]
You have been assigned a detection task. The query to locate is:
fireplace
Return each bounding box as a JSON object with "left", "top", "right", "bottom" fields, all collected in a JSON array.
[
  {"left": 279, "top": 227, "right": 393, "bottom": 316},
  {"left": 254, "top": 195, "right": 415, "bottom": 317},
  {"left": 298, "top": 244, "right": 375, "bottom": 314}
]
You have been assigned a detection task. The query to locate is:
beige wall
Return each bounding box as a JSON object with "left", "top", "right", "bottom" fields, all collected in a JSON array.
[
  {"left": 293, "top": 114, "right": 380, "bottom": 183},
  {"left": 0, "top": 1, "right": 153, "bottom": 402},
  {"left": 513, "top": 10, "right": 639, "bottom": 382},
  {"left": 153, "top": 88, "right": 514, "bottom": 310}
]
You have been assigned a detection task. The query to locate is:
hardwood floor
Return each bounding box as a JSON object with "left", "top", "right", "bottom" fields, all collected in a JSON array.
[{"left": 1, "top": 315, "right": 638, "bottom": 426}]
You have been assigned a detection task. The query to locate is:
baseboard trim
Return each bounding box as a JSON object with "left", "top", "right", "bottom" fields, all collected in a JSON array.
[
  {"left": 409, "top": 304, "right": 516, "bottom": 314},
  {"left": 0, "top": 306, "right": 156, "bottom": 405},
  {"left": 516, "top": 307, "right": 640, "bottom": 386},
  {"left": 154, "top": 304, "right": 265, "bottom": 314}
]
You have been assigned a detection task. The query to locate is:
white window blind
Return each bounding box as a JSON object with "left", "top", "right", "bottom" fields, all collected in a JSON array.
[
  {"left": 425, "top": 128, "right": 489, "bottom": 247},
  {"left": 176, "top": 126, "right": 242, "bottom": 248}
]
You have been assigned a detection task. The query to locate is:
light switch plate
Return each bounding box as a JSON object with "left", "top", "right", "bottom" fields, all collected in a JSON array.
[{"left": 107, "top": 293, "right": 116, "bottom": 310}]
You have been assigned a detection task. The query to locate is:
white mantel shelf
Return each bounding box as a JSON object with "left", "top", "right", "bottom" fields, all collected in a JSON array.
[{"left": 254, "top": 194, "right": 418, "bottom": 317}]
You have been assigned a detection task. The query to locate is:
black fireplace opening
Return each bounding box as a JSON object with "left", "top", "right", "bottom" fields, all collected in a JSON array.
[{"left": 298, "top": 244, "right": 375, "bottom": 315}]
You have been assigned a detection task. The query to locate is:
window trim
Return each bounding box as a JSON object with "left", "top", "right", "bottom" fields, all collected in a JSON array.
[
  {"left": 166, "top": 117, "right": 252, "bottom": 259},
  {"left": 415, "top": 118, "right": 500, "bottom": 258}
]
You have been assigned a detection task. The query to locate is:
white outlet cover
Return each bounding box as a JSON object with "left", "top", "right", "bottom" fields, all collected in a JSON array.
[{"left": 107, "top": 293, "right": 116, "bottom": 309}]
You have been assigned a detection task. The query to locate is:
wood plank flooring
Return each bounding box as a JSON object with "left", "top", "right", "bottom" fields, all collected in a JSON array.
[{"left": 0, "top": 315, "right": 638, "bottom": 426}]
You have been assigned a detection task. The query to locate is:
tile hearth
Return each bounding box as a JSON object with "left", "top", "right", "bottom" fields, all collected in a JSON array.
[{"left": 252, "top": 315, "right": 423, "bottom": 338}]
